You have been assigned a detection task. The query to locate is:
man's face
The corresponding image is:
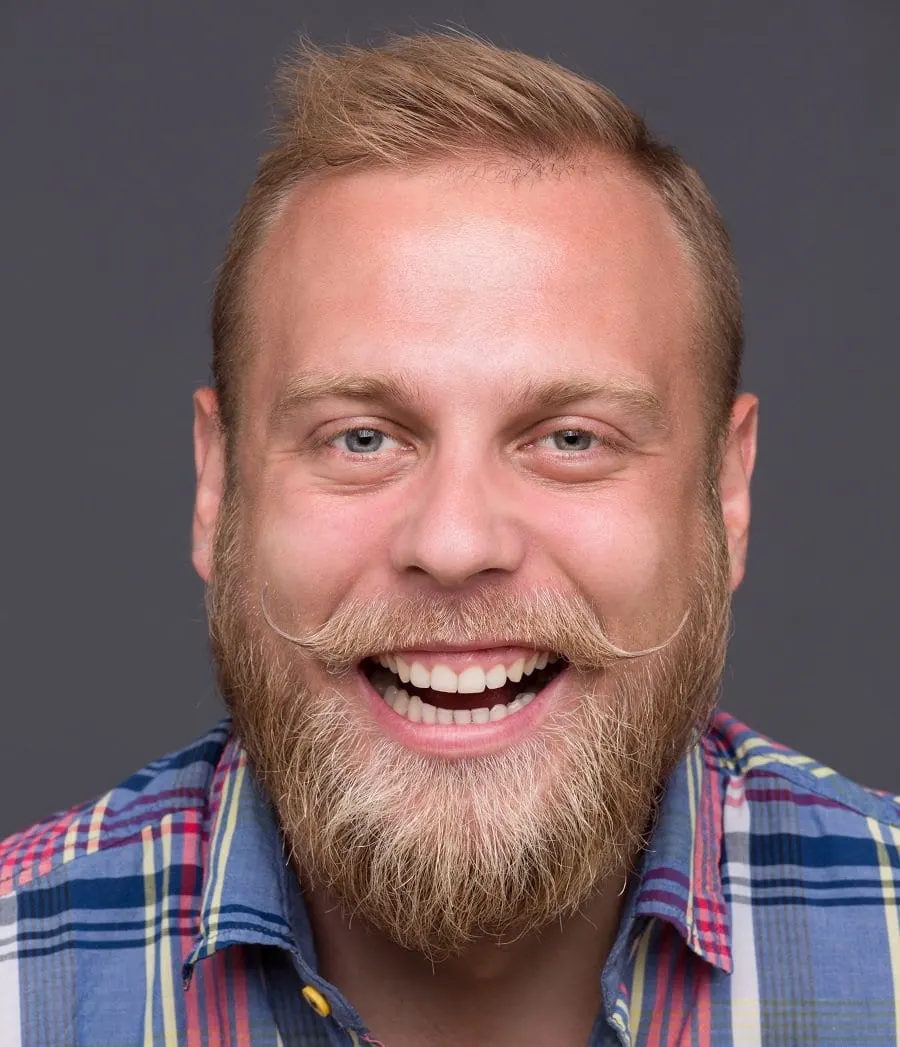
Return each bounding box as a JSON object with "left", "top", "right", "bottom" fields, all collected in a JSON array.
[{"left": 192, "top": 160, "right": 756, "bottom": 957}]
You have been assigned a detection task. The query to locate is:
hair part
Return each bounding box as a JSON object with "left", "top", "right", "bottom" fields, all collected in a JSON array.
[{"left": 212, "top": 32, "right": 743, "bottom": 470}]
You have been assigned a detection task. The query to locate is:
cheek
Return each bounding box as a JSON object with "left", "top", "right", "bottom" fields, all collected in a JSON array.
[
  {"left": 536, "top": 489, "right": 694, "bottom": 621},
  {"left": 251, "top": 484, "right": 393, "bottom": 619}
]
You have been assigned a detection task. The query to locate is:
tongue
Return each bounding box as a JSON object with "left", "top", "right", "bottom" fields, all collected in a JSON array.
[{"left": 405, "top": 681, "right": 522, "bottom": 710}]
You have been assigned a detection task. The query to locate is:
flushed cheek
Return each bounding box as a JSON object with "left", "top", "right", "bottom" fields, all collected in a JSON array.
[
  {"left": 537, "top": 498, "right": 690, "bottom": 630},
  {"left": 251, "top": 487, "right": 395, "bottom": 619}
]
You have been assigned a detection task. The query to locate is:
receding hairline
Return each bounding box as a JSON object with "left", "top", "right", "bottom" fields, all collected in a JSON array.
[
  {"left": 232, "top": 147, "right": 710, "bottom": 420},
  {"left": 211, "top": 32, "right": 743, "bottom": 473}
]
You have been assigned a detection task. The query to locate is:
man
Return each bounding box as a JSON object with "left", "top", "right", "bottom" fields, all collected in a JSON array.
[{"left": 0, "top": 31, "right": 897, "bottom": 1047}]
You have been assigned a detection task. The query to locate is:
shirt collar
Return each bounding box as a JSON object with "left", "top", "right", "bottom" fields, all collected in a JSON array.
[
  {"left": 184, "top": 720, "right": 733, "bottom": 986},
  {"left": 630, "top": 732, "right": 733, "bottom": 973},
  {"left": 183, "top": 723, "right": 297, "bottom": 988}
]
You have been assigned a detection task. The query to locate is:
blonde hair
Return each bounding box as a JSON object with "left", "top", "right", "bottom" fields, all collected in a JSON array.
[{"left": 212, "top": 32, "right": 742, "bottom": 464}]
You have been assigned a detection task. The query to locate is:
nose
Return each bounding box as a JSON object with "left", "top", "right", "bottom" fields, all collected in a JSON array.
[{"left": 389, "top": 454, "right": 526, "bottom": 588}]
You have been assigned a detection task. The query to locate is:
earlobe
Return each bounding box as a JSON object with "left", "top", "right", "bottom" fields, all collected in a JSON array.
[
  {"left": 718, "top": 392, "right": 759, "bottom": 592},
  {"left": 192, "top": 387, "right": 226, "bottom": 583}
]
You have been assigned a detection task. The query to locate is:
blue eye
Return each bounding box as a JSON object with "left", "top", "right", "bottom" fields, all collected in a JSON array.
[
  {"left": 550, "top": 429, "right": 594, "bottom": 451},
  {"left": 340, "top": 428, "right": 385, "bottom": 453}
]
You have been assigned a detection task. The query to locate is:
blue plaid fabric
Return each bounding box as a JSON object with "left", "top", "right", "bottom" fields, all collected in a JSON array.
[{"left": 1, "top": 711, "right": 899, "bottom": 1045}]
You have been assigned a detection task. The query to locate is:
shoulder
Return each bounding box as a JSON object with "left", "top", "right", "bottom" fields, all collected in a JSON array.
[
  {"left": 0, "top": 720, "right": 232, "bottom": 899},
  {"left": 706, "top": 709, "right": 899, "bottom": 825},
  {"left": 702, "top": 713, "right": 900, "bottom": 1011},
  {"left": 705, "top": 710, "right": 900, "bottom": 871}
]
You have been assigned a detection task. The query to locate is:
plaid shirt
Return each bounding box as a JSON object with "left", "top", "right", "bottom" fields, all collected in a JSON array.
[{"left": 1, "top": 711, "right": 899, "bottom": 1046}]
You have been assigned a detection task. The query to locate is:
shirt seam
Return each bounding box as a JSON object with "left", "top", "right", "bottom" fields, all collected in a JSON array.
[
  {"left": 0, "top": 792, "right": 210, "bottom": 897},
  {"left": 707, "top": 721, "right": 899, "bottom": 826},
  {"left": 737, "top": 760, "right": 899, "bottom": 826}
]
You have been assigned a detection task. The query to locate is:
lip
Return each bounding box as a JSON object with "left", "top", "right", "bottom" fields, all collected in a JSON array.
[
  {"left": 372, "top": 646, "right": 547, "bottom": 673},
  {"left": 358, "top": 662, "right": 570, "bottom": 759},
  {"left": 377, "top": 640, "right": 541, "bottom": 654}
]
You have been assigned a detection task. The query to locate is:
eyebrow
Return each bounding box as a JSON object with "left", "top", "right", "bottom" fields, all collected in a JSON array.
[
  {"left": 514, "top": 377, "right": 669, "bottom": 434},
  {"left": 270, "top": 373, "right": 425, "bottom": 430},
  {"left": 269, "top": 371, "right": 669, "bottom": 436}
]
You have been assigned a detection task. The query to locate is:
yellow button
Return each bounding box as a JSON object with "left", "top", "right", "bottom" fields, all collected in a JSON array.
[{"left": 301, "top": 984, "right": 331, "bottom": 1018}]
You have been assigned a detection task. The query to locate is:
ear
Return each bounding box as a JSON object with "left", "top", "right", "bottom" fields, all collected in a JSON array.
[
  {"left": 192, "top": 387, "right": 227, "bottom": 583},
  {"left": 717, "top": 392, "right": 759, "bottom": 592}
]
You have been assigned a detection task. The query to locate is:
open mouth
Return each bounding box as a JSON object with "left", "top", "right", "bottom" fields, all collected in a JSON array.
[{"left": 361, "top": 650, "right": 568, "bottom": 726}]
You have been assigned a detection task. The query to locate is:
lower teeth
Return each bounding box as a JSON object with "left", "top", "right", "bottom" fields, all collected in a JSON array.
[{"left": 382, "top": 685, "right": 536, "bottom": 726}]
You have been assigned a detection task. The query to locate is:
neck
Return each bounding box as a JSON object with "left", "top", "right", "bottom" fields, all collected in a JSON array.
[{"left": 304, "top": 873, "right": 630, "bottom": 1047}]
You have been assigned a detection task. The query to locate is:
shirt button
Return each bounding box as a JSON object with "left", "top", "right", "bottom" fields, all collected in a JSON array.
[{"left": 301, "top": 984, "right": 332, "bottom": 1018}]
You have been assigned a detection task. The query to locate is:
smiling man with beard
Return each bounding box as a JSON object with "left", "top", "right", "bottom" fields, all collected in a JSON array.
[{"left": 2, "top": 31, "right": 899, "bottom": 1047}]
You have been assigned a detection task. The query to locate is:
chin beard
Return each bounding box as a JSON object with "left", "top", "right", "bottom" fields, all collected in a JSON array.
[{"left": 206, "top": 487, "right": 732, "bottom": 960}]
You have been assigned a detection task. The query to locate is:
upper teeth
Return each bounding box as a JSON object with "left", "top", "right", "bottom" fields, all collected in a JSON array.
[{"left": 375, "top": 651, "right": 557, "bottom": 693}]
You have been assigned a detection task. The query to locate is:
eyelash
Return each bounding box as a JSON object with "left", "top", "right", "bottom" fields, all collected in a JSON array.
[
  {"left": 322, "top": 427, "right": 403, "bottom": 455},
  {"left": 536, "top": 430, "right": 629, "bottom": 455},
  {"left": 320, "top": 426, "right": 629, "bottom": 456}
]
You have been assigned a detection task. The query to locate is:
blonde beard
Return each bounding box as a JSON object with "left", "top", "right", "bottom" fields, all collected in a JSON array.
[{"left": 208, "top": 483, "right": 732, "bottom": 959}]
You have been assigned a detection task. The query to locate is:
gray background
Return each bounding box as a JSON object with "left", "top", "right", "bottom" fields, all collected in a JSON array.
[{"left": 1, "top": 1, "right": 897, "bottom": 839}]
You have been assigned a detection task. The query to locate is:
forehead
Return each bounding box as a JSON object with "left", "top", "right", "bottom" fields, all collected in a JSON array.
[{"left": 244, "top": 159, "right": 699, "bottom": 428}]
